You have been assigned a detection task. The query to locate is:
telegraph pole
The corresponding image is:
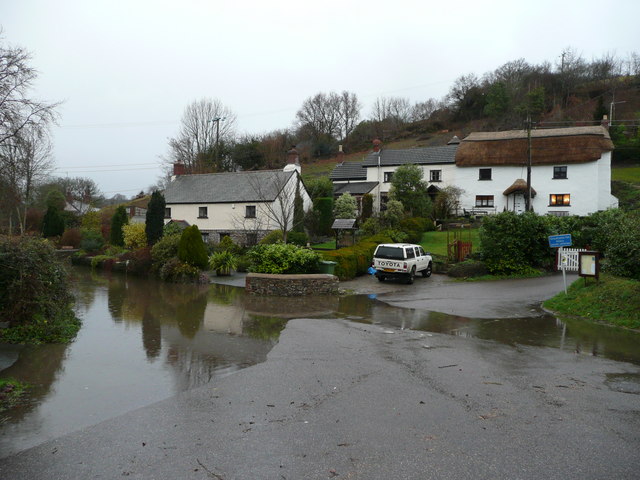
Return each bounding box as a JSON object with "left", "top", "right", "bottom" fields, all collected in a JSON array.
[{"left": 526, "top": 115, "right": 533, "bottom": 211}]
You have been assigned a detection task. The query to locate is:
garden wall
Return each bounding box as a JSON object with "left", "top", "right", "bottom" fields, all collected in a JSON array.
[{"left": 245, "top": 273, "right": 339, "bottom": 296}]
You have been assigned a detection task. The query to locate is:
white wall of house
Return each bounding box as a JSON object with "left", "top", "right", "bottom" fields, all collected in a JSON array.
[
  {"left": 453, "top": 160, "right": 611, "bottom": 216},
  {"left": 165, "top": 171, "right": 312, "bottom": 235},
  {"left": 357, "top": 156, "right": 615, "bottom": 217}
]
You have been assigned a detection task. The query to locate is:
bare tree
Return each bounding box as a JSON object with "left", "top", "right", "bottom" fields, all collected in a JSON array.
[
  {"left": 295, "top": 92, "right": 342, "bottom": 140},
  {"left": 0, "top": 125, "right": 54, "bottom": 233},
  {"left": 0, "top": 34, "right": 59, "bottom": 149},
  {"left": 410, "top": 98, "right": 438, "bottom": 122},
  {"left": 370, "top": 96, "right": 412, "bottom": 136},
  {"left": 337, "top": 91, "right": 361, "bottom": 142},
  {"left": 245, "top": 170, "right": 307, "bottom": 244},
  {"left": 166, "top": 98, "right": 236, "bottom": 173}
]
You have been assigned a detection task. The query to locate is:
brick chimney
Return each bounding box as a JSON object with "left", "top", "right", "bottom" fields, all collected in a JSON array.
[
  {"left": 173, "top": 162, "right": 185, "bottom": 176},
  {"left": 284, "top": 145, "right": 301, "bottom": 174},
  {"left": 337, "top": 144, "right": 345, "bottom": 164},
  {"left": 372, "top": 138, "right": 382, "bottom": 152}
]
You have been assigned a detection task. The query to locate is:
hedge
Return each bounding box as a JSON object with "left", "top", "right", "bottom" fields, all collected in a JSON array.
[{"left": 322, "top": 233, "right": 393, "bottom": 280}]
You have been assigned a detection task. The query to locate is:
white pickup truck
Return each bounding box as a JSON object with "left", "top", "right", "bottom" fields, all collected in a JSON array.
[{"left": 372, "top": 243, "right": 433, "bottom": 284}]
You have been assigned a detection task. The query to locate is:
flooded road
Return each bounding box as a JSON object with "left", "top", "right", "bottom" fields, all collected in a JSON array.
[{"left": 1, "top": 267, "right": 638, "bottom": 457}]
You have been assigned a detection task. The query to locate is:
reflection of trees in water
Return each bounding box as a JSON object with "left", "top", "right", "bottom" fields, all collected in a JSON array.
[
  {"left": 141, "top": 310, "right": 161, "bottom": 360},
  {"left": 0, "top": 344, "right": 69, "bottom": 424},
  {"left": 243, "top": 316, "right": 288, "bottom": 341}
]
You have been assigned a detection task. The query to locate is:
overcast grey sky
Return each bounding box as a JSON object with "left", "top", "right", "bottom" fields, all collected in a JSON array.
[{"left": 3, "top": 0, "right": 639, "bottom": 197}]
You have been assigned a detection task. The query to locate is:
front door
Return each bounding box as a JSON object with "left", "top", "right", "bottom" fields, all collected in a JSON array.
[{"left": 513, "top": 193, "right": 526, "bottom": 213}]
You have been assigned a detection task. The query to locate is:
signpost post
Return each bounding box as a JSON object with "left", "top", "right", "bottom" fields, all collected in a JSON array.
[{"left": 549, "top": 234, "right": 572, "bottom": 294}]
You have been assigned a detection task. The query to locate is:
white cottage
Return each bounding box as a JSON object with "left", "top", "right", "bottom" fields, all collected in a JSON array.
[
  {"left": 330, "top": 126, "right": 617, "bottom": 217},
  {"left": 164, "top": 149, "right": 312, "bottom": 245}
]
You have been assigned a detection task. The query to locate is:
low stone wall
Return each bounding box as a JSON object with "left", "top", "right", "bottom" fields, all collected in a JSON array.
[{"left": 245, "top": 273, "right": 339, "bottom": 296}]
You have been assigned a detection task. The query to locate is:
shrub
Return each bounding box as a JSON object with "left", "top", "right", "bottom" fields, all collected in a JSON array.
[
  {"left": 448, "top": 260, "right": 490, "bottom": 278},
  {"left": 249, "top": 243, "right": 320, "bottom": 274},
  {"left": 42, "top": 206, "right": 65, "bottom": 237},
  {"left": 60, "top": 228, "right": 82, "bottom": 248},
  {"left": 159, "top": 258, "right": 202, "bottom": 283},
  {"left": 314, "top": 197, "right": 334, "bottom": 236},
  {"left": 321, "top": 233, "right": 393, "bottom": 280},
  {"left": 145, "top": 191, "right": 166, "bottom": 246},
  {"left": 260, "top": 230, "right": 284, "bottom": 245},
  {"left": 110, "top": 206, "right": 128, "bottom": 247},
  {"left": 236, "top": 254, "right": 251, "bottom": 272},
  {"left": 479, "top": 211, "right": 551, "bottom": 275},
  {"left": 209, "top": 250, "right": 238, "bottom": 276},
  {"left": 288, "top": 231, "right": 308, "bottom": 246},
  {"left": 80, "top": 228, "right": 105, "bottom": 253},
  {"left": 0, "top": 236, "right": 80, "bottom": 343},
  {"left": 122, "top": 223, "right": 147, "bottom": 250},
  {"left": 163, "top": 221, "right": 184, "bottom": 237},
  {"left": 150, "top": 233, "right": 181, "bottom": 272},
  {"left": 601, "top": 211, "right": 640, "bottom": 280},
  {"left": 81, "top": 211, "right": 102, "bottom": 232},
  {"left": 178, "top": 225, "right": 208, "bottom": 268},
  {"left": 121, "top": 246, "right": 153, "bottom": 276},
  {"left": 217, "top": 235, "right": 242, "bottom": 254}
]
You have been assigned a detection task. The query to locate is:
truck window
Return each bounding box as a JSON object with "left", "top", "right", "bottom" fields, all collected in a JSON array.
[
  {"left": 406, "top": 248, "right": 415, "bottom": 259},
  {"left": 374, "top": 246, "right": 405, "bottom": 259}
]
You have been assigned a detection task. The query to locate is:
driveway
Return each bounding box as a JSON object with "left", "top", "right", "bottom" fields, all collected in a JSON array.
[{"left": 341, "top": 272, "right": 578, "bottom": 318}]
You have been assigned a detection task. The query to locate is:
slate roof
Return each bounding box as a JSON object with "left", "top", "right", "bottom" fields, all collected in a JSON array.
[
  {"left": 333, "top": 182, "right": 378, "bottom": 196},
  {"left": 362, "top": 144, "right": 458, "bottom": 167},
  {"left": 329, "top": 162, "right": 367, "bottom": 181},
  {"left": 164, "top": 170, "right": 296, "bottom": 204}
]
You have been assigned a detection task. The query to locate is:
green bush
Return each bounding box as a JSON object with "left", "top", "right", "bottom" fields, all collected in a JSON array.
[
  {"left": 448, "top": 260, "right": 490, "bottom": 278},
  {"left": 178, "top": 225, "right": 208, "bottom": 268},
  {"left": 110, "top": 206, "right": 128, "bottom": 247},
  {"left": 236, "top": 254, "right": 251, "bottom": 272},
  {"left": 322, "top": 233, "right": 393, "bottom": 280},
  {"left": 209, "top": 250, "right": 238, "bottom": 276},
  {"left": 260, "top": 230, "right": 284, "bottom": 244},
  {"left": 601, "top": 211, "right": 640, "bottom": 280},
  {"left": 249, "top": 243, "right": 320, "bottom": 274},
  {"left": 159, "top": 258, "right": 202, "bottom": 283},
  {"left": 288, "top": 231, "right": 308, "bottom": 246},
  {"left": 150, "top": 233, "right": 181, "bottom": 272},
  {"left": 314, "top": 197, "right": 334, "bottom": 236},
  {"left": 480, "top": 211, "right": 550, "bottom": 275},
  {"left": 0, "top": 236, "right": 80, "bottom": 343},
  {"left": 80, "top": 229, "right": 105, "bottom": 253},
  {"left": 120, "top": 247, "right": 153, "bottom": 276},
  {"left": 60, "top": 228, "right": 82, "bottom": 248},
  {"left": 122, "top": 223, "right": 147, "bottom": 250}
]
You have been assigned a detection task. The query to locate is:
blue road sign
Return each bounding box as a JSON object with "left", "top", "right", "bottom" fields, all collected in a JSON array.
[{"left": 548, "top": 234, "right": 572, "bottom": 248}]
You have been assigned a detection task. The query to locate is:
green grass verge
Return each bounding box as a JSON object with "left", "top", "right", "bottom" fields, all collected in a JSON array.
[
  {"left": 543, "top": 274, "right": 640, "bottom": 329},
  {"left": 0, "top": 378, "right": 30, "bottom": 412},
  {"left": 612, "top": 166, "right": 640, "bottom": 184},
  {"left": 0, "top": 308, "right": 82, "bottom": 344}
]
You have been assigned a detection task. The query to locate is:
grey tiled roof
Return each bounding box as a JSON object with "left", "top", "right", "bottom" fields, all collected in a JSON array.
[
  {"left": 329, "top": 162, "right": 367, "bottom": 181},
  {"left": 334, "top": 182, "right": 378, "bottom": 196},
  {"left": 165, "top": 170, "right": 295, "bottom": 204},
  {"left": 362, "top": 144, "right": 458, "bottom": 167}
]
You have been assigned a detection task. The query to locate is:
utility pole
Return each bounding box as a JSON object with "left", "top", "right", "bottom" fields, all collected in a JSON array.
[
  {"left": 209, "top": 117, "right": 225, "bottom": 169},
  {"left": 525, "top": 115, "right": 533, "bottom": 211}
]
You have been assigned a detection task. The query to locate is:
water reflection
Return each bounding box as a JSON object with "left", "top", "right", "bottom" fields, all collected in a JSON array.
[{"left": 1, "top": 267, "right": 639, "bottom": 458}]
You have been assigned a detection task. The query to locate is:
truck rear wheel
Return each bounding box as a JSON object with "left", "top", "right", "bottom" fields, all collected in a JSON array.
[{"left": 406, "top": 267, "right": 415, "bottom": 284}]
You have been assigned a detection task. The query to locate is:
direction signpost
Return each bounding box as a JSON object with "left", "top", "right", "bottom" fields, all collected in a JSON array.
[{"left": 549, "top": 234, "right": 572, "bottom": 294}]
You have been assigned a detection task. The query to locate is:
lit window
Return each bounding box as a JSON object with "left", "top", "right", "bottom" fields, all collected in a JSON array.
[
  {"left": 479, "top": 168, "right": 492, "bottom": 180},
  {"left": 475, "top": 195, "right": 494, "bottom": 207},
  {"left": 198, "top": 206, "right": 208, "bottom": 218},
  {"left": 553, "top": 166, "right": 567, "bottom": 179},
  {"left": 430, "top": 170, "right": 442, "bottom": 182},
  {"left": 549, "top": 194, "right": 571, "bottom": 206}
]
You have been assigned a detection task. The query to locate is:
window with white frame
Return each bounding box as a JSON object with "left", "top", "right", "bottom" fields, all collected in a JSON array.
[
  {"left": 384, "top": 172, "right": 394, "bottom": 183},
  {"left": 198, "top": 206, "right": 208, "bottom": 218},
  {"left": 430, "top": 169, "right": 442, "bottom": 182},
  {"left": 475, "top": 195, "right": 494, "bottom": 207},
  {"left": 549, "top": 194, "right": 570, "bottom": 206}
]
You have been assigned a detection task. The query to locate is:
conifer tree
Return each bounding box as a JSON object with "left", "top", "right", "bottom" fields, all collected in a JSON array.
[
  {"left": 145, "top": 191, "right": 166, "bottom": 246},
  {"left": 110, "top": 206, "right": 128, "bottom": 246}
]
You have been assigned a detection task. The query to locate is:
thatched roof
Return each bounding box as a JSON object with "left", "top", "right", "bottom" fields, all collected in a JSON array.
[
  {"left": 503, "top": 178, "right": 537, "bottom": 197},
  {"left": 456, "top": 126, "right": 614, "bottom": 166}
]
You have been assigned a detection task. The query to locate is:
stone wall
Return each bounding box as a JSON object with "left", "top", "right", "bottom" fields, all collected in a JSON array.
[{"left": 245, "top": 273, "right": 339, "bottom": 296}]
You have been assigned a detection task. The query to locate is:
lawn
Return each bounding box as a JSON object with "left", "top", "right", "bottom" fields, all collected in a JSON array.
[
  {"left": 611, "top": 165, "right": 640, "bottom": 184},
  {"left": 420, "top": 229, "right": 481, "bottom": 256}
]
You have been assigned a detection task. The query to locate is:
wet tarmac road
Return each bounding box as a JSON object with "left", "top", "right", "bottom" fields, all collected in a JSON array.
[{"left": 1, "top": 272, "right": 639, "bottom": 479}]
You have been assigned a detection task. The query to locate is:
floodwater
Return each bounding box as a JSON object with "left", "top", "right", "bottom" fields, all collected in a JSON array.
[{"left": 1, "top": 267, "right": 639, "bottom": 457}]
